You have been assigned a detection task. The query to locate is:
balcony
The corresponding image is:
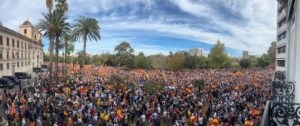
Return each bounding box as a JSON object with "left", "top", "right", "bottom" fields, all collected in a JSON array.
[
  {"left": 278, "top": 10, "right": 286, "bottom": 21},
  {"left": 278, "top": 23, "right": 287, "bottom": 34},
  {"left": 277, "top": 38, "right": 287, "bottom": 46},
  {"left": 277, "top": 52, "right": 286, "bottom": 59},
  {"left": 260, "top": 72, "right": 299, "bottom": 126}
]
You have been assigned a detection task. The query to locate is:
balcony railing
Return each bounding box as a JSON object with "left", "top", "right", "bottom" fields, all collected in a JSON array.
[{"left": 260, "top": 71, "right": 298, "bottom": 126}]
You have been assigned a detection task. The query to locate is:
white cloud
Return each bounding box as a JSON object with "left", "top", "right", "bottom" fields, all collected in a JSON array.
[{"left": 0, "top": 0, "right": 277, "bottom": 56}]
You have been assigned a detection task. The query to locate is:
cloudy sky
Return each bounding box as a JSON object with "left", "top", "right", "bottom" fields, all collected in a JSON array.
[{"left": 0, "top": 0, "right": 277, "bottom": 56}]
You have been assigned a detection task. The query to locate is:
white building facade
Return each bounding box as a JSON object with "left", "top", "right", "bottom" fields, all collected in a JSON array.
[
  {"left": 276, "top": 2, "right": 288, "bottom": 71},
  {"left": 0, "top": 20, "right": 43, "bottom": 76},
  {"left": 277, "top": 0, "right": 300, "bottom": 103},
  {"left": 188, "top": 48, "right": 204, "bottom": 57}
]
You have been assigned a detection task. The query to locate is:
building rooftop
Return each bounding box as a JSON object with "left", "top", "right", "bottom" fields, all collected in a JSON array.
[
  {"left": 0, "top": 25, "right": 42, "bottom": 46},
  {"left": 22, "top": 20, "right": 33, "bottom": 26}
]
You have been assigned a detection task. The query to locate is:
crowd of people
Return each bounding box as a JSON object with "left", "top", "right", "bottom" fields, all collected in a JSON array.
[{"left": 0, "top": 64, "right": 274, "bottom": 126}]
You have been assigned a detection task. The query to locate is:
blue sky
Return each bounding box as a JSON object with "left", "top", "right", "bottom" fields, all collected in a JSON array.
[{"left": 0, "top": 0, "right": 277, "bottom": 57}]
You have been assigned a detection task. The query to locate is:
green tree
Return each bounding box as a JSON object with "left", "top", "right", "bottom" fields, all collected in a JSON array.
[
  {"left": 56, "top": 0, "right": 68, "bottom": 14},
  {"left": 114, "top": 42, "right": 135, "bottom": 67},
  {"left": 148, "top": 54, "right": 167, "bottom": 69},
  {"left": 268, "top": 41, "right": 276, "bottom": 64},
  {"left": 75, "top": 51, "right": 92, "bottom": 65},
  {"left": 257, "top": 54, "right": 272, "bottom": 68},
  {"left": 73, "top": 16, "right": 101, "bottom": 72},
  {"left": 208, "top": 40, "right": 231, "bottom": 69},
  {"left": 165, "top": 51, "right": 185, "bottom": 71},
  {"left": 239, "top": 58, "right": 252, "bottom": 68},
  {"left": 37, "top": 10, "right": 68, "bottom": 84},
  {"left": 43, "top": 52, "right": 49, "bottom": 62},
  {"left": 46, "top": 0, "right": 53, "bottom": 13},
  {"left": 193, "top": 79, "right": 205, "bottom": 92},
  {"left": 134, "top": 52, "right": 152, "bottom": 69}
]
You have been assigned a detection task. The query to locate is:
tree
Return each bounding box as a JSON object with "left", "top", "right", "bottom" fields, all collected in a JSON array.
[
  {"left": 75, "top": 51, "right": 92, "bottom": 65},
  {"left": 56, "top": 0, "right": 68, "bottom": 14},
  {"left": 148, "top": 54, "right": 167, "bottom": 69},
  {"left": 193, "top": 79, "right": 205, "bottom": 92},
  {"left": 165, "top": 51, "right": 185, "bottom": 71},
  {"left": 267, "top": 41, "right": 276, "bottom": 65},
  {"left": 208, "top": 40, "right": 231, "bottom": 69},
  {"left": 239, "top": 58, "right": 252, "bottom": 68},
  {"left": 257, "top": 54, "right": 272, "bottom": 68},
  {"left": 46, "top": 0, "right": 53, "bottom": 13},
  {"left": 37, "top": 10, "right": 68, "bottom": 84},
  {"left": 184, "top": 55, "right": 201, "bottom": 69},
  {"left": 53, "top": 11, "right": 70, "bottom": 84},
  {"left": 134, "top": 52, "right": 152, "bottom": 69},
  {"left": 114, "top": 42, "right": 135, "bottom": 67},
  {"left": 73, "top": 16, "right": 101, "bottom": 72}
]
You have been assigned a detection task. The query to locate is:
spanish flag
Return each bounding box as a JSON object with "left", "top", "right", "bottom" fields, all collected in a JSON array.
[
  {"left": 244, "top": 120, "right": 254, "bottom": 126},
  {"left": 185, "top": 87, "right": 192, "bottom": 93},
  {"left": 116, "top": 108, "right": 124, "bottom": 119},
  {"left": 210, "top": 118, "right": 220, "bottom": 126},
  {"left": 64, "top": 109, "right": 68, "bottom": 116},
  {"left": 189, "top": 115, "right": 196, "bottom": 123}
]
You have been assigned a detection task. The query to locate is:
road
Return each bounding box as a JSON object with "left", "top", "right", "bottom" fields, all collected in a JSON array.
[{"left": 0, "top": 72, "right": 42, "bottom": 120}]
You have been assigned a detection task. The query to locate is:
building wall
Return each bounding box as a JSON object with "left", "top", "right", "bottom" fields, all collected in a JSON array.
[
  {"left": 275, "top": 2, "right": 288, "bottom": 71},
  {"left": 188, "top": 48, "right": 204, "bottom": 57},
  {"left": 0, "top": 25, "right": 43, "bottom": 76},
  {"left": 287, "top": 0, "right": 300, "bottom": 103}
]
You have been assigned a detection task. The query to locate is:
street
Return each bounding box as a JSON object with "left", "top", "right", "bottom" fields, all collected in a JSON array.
[{"left": 0, "top": 72, "right": 42, "bottom": 120}]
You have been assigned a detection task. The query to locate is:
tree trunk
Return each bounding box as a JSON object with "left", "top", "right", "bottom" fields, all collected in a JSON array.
[
  {"left": 49, "top": 34, "right": 54, "bottom": 88},
  {"left": 55, "top": 35, "right": 60, "bottom": 85},
  {"left": 82, "top": 34, "right": 87, "bottom": 74},
  {"left": 63, "top": 39, "right": 67, "bottom": 77}
]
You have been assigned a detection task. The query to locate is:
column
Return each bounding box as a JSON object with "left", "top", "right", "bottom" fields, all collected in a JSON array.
[{"left": 294, "top": 0, "right": 300, "bottom": 103}]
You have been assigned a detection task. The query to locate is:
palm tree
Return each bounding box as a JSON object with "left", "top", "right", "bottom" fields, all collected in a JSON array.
[
  {"left": 46, "top": 0, "right": 53, "bottom": 13},
  {"left": 56, "top": 0, "right": 68, "bottom": 14},
  {"left": 58, "top": 34, "right": 74, "bottom": 75},
  {"left": 36, "top": 10, "right": 66, "bottom": 85},
  {"left": 53, "top": 13, "right": 70, "bottom": 85},
  {"left": 73, "top": 16, "right": 101, "bottom": 73}
]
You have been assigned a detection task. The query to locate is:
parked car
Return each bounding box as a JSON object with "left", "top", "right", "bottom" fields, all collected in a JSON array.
[
  {"left": 33, "top": 67, "right": 43, "bottom": 73},
  {"left": 14, "top": 72, "right": 31, "bottom": 79},
  {"left": 41, "top": 65, "right": 49, "bottom": 71},
  {"left": 1, "top": 76, "right": 21, "bottom": 85},
  {"left": 0, "top": 78, "right": 14, "bottom": 89}
]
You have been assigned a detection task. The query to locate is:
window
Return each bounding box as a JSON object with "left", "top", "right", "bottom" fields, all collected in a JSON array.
[
  {"left": 6, "top": 51, "right": 9, "bottom": 59},
  {"left": 0, "top": 63, "right": 2, "bottom": 71},
  {"left": 0, "top": 51, "right": 2, "bottom": 59},
  {"left": 17, "top": 41, "right": 19, "bottom": 48},
  {"left": 21, "top": 42, "right": 23, "bottom": 49},
  {"left": 21, "top": 62, "right": 23, "bottom": 67},
  {"left": 0, "top": 35, "right": 2, "bottom": 45},
  {"left": 16, "top": 52, "right": 19, "bottom": 59},
  {"left": 277, "top": 46, "right": 286, "bottom": 54},
  {"left": 6, "top": 37, "right": 9, "bottom": 46},
  {"left": 277, "top": 60, "right": 285, "bottom": 67},
  {"left": 12, "top": 52, "right": 15, "bottom": 59},
  {"left": 7, "top": 63, "right": 9, "bottom": 69},
  {"left": 17, "top": 62, "right": 19, "bottom": 68},
  {"left": 12, "top": 39, "right": 14, "bottom": 47},
  {"left": 25, "top": 62, "right": 27, "bottom": 66},
  {"left": 24, "top": 29, "right": 27, "bottom": 34},
  {"left": 278, "top": 32, "right": 286, "bottom": 40}
]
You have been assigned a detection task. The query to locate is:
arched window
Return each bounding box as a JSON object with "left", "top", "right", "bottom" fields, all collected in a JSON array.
[{"left": 24, "top": 29, "right": 27, "bottom": 34}]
